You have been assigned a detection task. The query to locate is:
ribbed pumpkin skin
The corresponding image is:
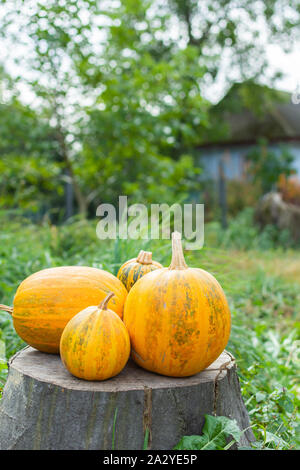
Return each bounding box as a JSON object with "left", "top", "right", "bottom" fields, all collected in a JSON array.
[
  {"left": 117, "top": 255, "right": 162, "bottom": 291},
  {"left": 12, "top": 266, "right": 127, "bottom": 354},
  {"left": 60, "top": 305, "right": 130, "bottom": 381},
  {"left": 123, "top": 267, "right": 231, "bottom": 377}
]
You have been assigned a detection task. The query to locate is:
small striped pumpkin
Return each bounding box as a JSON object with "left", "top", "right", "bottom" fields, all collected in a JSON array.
[
  {"left": 60, "top": 292, "right": 130, "bottom": 381},
  {"left": 117, "top": 250, "right": 162, "bottom": 291}
]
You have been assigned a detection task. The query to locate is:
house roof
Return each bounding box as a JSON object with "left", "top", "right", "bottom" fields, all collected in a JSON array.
[{"left": 201, "top": 82, "right": 300, "bottom": 147}]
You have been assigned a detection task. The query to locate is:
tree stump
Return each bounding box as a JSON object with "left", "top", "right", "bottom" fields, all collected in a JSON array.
[{"left": 0, "top": 346, "right": 254, "bottom": 450}]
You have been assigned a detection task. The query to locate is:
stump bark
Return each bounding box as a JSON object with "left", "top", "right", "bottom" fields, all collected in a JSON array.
[{"left": 0, "top": 346, "right": 254, "bottom": 450}]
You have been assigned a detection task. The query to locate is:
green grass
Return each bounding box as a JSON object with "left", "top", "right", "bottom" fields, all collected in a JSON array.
[{"left": 0, "top": 212, "right": 299, "bottom": 449}]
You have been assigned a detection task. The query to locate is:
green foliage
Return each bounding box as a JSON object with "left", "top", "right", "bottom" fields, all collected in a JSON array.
[
  {"left": 174, "top": 415, "right": 243, "bottom": 450},
  {"left": 227, "top": 273, "right": 300, "bottom": 450},
  {"left": 226, "top": 180, "right": 261, "bottom": 217},
  {"left": 75, "top": 3, "right": 209, "bottom": 208},
  {"left": 0, "top": 333, "right": 8, "bottom": 394},
  {"left": 0, "top": 86, "right": 62, "bottom": 213},
  {"left": 168, "top": 1, "right": 300, "bottom": 85},
  {"left": 206, "top": 207, "right": 298, "bottom": 250},
  {"left": 246, "top": 139, "right": 295, "bottom": 193}
]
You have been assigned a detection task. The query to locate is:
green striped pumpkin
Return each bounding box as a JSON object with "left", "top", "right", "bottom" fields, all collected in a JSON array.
[{"left": 117, "top": 251, "right": 162, "bottom": 291}]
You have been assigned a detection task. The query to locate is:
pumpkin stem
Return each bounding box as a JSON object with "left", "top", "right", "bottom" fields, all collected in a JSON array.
[
  {"left": 136, "top": 250, "right": 153, "bottom": 265},
  {"left": 0, "top": 304, "right": 13, "bottom": 315},
  {"left": 168, "top": 232, "right": 188, "bottom": 270},
  {"left": 98, "top": 292, "right": 115, "bottom": 310}
]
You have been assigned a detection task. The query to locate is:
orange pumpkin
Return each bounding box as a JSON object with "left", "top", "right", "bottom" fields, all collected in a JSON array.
[
  {"left": 123, "top": 232, "right": 231, "bottom": 377},
  {"left": 0, "top": 266, "right": 127, "bottom": 354},
  {"left": 117, "top": 250, "right": 162, "bottom": 291},
  {"left": 60, "top": 292, "right": 130, "bottom": 381}
]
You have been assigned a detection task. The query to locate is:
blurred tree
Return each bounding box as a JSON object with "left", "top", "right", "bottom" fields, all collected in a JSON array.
[
  {"left": 168, "top": 0, "right": 300, "bottom": 85},
  {"left": 1, "top": 0, "right": 207, "bottom": 213},
  {"left": 0, "top": 0, "right": 105, "bottom": 215},
  {"left": 78, "top": 0, "right": 208, "bottom": 207},
  {"left": 0, "top": 67, "right": 62, "bottom": 214},
  {"left": 0, "top": 0, "right": 299, "bottom": 216}
]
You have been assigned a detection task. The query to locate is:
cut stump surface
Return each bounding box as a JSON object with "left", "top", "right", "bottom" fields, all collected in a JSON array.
[{"left": 0, "top": 346, "right": 254, "bottom": 450}]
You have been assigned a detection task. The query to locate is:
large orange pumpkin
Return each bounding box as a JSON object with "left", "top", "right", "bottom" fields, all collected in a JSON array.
[
  {"left": 60, "top": 292, "right": 130, "bottom": 381},
  {"left": 0, "top": 266, "right": 127, "bottom": 354},
  {"left": 117, "top": 250, "right": 162, "bottom": 291},
  {"left": 123, "top": 232, "right": 231, "bottom": 377}
]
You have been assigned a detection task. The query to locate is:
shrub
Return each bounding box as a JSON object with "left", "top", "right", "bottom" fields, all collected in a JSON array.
[{"left": 278, "top": 175, "right": 300, "bottom": 207}]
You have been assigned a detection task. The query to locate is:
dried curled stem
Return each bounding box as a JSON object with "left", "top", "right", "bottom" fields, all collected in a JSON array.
[
  {"left": 98, "top": 292, "right": 115, "bottom": 310},
  {"left": 136, "top": 250, "right": 153, "bottom": 265},
  {"left": 0, "top": 304, "right": 13, "bottom": 315},
  {"left": 168, "top": 232, "right": 188, "bottom": 270}
]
